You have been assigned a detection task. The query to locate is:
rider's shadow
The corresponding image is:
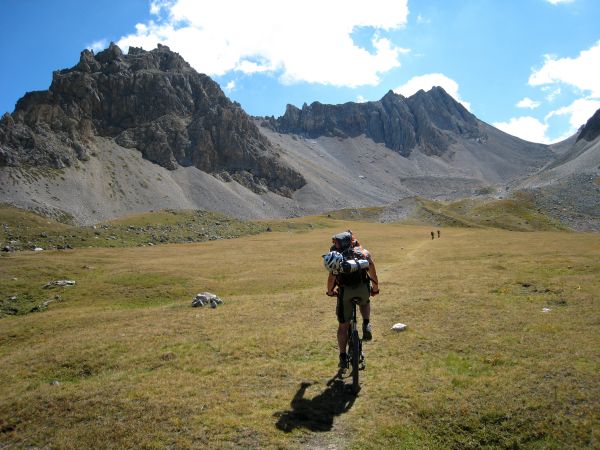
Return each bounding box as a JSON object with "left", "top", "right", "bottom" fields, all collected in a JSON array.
[{"left": 274, "top": 370, "right": 356, "bottom": 432}]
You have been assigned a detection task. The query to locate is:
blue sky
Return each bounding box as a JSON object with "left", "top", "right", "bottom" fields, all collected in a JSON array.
[{"left": 1, "top": 0, "right": 599, "bottom": 144}]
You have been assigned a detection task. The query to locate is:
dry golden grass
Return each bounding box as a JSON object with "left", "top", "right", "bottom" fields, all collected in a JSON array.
[{"left": 0, "top": 222, "right": 598, "bottom": 448}]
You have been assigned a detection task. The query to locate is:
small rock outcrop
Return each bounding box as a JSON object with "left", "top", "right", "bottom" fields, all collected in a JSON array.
[
  {"left": 266, "top": 87, "right": 483, "bottom": 157},
  {"left": 43, "top": 280, "right": 76, "bottom": 288},
  {"left": 192, "top": 292, "right": 223, "bottom": 308},
  {"left": 0, "top": 43, "right": 305, "bottom": 196}
]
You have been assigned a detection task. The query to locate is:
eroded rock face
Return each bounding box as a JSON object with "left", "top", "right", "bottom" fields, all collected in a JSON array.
[
  {"left": 577, "top": 108, "right": 600, "bottom": 143},
  {"left": 0, "top": 43, "right": 305, "bottom": 196},
  {"left": 268, "top": 87, "right": 483, "bottom": 157}
]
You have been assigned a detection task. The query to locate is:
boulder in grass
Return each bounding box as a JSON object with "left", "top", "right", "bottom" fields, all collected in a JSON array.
[
  {"left": 391, "top": 323, "right": 407, "bottom": 332},
  {"left": 44, "top": 280, "right": 76, "bottom": 288},
  {"left": 192, "top": 292, "right": 223, "bottom": 308}
]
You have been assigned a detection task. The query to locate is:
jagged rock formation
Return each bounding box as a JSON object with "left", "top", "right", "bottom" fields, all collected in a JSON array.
[
  {"left": 577, "top": 107, "right": 600, "bottom": 142},
  {"left": 0, "top": 43, "right": 304, "bottom": 196},
  {"left": 267, "top": 87, "right": 483, "bottom": 157}
]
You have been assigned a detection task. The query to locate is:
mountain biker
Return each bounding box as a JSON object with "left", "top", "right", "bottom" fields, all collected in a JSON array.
[{"left": 325, "top": 230, "right": 379, "bottom": 369}]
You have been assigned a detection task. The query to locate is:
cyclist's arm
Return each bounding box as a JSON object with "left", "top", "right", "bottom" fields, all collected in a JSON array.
[
  {"left": 326, "top": 272, "right": 336, "bottom": 296},
  {"left": 364, "top": 250, "right": 379, "bottom": 290}
]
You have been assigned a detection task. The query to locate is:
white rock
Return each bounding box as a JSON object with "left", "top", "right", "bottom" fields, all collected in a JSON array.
[
  {"left": 542, "top": 307, "right": 551, "bottom": 313},
  {"left": 192, "top": 292, "right": 223, "bottom": 308},
  {"left": 44, "top": 280, "right": 76, "bottom": 288},
  {"left": 33, "top": 247, "right": 44, "bottom": 251},
  {"left": 391, "top": 323, "right": 407, "bottom": 332}
]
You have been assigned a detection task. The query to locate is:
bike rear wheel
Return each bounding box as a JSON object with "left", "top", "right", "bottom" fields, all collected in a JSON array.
[{"left": 351, "top": 329, "right": 360, "bottom": 393}]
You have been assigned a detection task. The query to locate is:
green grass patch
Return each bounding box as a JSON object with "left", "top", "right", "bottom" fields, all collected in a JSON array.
[{"left": 0, "top": 224, "right": 597, "bottom": 448}]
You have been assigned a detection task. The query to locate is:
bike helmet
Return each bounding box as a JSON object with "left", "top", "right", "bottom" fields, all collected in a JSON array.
[{"left": 323, "top": 251, "right": 344, "bottom": 274}]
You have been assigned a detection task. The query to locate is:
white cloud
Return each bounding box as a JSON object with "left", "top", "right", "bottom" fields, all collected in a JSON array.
[
  {"left": 494, "top": 99, "right": 600, "bottom": 144},
  {"left": 356, "top": 95, "right": 367, "bottom": 103},
  {"left": 542, "top": 86, "right": 561, "bottom": 102},
  {"left": 393, "top": 73, "right": 471, "bottom": 110},
  {"left": 545, "top": 98, "right": 600, "bottom": 129},
  {"left": 225, "top": 80, "right": 236, "bottom": 92},
  {"left": 529, "top": 40, "right": 600, "bottom": 97},
  {"left": 516, "top": 97, "right": 541, "bottom": 109},
  {"left": 87, "top": 39, "right": 108, "bottom": 53},
  {"left": 520, "top": 41, "right": 600, "bottom": 141},
  {"left": 493, "top": 116, "right": 550, "bottom": 144},
  {"left": 117, "top": 0, "right": 409, "bottom": 87},
  {"left": 546, "top": 0, "right": 574, "bottom": 4},
  {"left": 416, "top": 14, "right": 431, "bottom": 24}
]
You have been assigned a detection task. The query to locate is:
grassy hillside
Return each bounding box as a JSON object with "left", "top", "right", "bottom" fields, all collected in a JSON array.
[
  {"left": 0, "top": 222, "right": 598, "bottom": 448},
  {"left": 325, "top": 194, "right": 567, "bottom": 232},
  {"left": 0, "top": 204, "right": 327, "bottom": 254},
  {"left": 418, "top": 193, "right": 568, "bottom": 231}
]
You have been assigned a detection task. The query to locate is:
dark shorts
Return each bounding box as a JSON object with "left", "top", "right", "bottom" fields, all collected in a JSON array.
[{"left": 336, "top": 282, "right": 370, "bottom": 323}]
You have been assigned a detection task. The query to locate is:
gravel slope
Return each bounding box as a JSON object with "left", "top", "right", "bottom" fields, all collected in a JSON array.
[{"left": 0, "top": 120, "right": 559, "bottom": 224}]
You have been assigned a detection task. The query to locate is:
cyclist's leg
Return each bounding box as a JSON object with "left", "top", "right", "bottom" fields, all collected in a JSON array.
[
  {"left": 359, "top": 302, "right": 370, "bottom": 321},
  {"left": 336, "top": 287, "right": 351, "bottom": 363},
  {"left": 337, "top": 322, "right": 350, "bottom": 354},
  {"left": 354, "top": 283, "right": 372, "bottom": 340}
]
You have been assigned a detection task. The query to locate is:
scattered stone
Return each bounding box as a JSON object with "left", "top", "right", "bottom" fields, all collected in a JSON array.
[
  {"left": 9, "top": 296, "right": 17, "bottom": 301},
  {"left": 50, "top": 380, "right": 60, "bottom": 386},
  {"left": 542, "top": 307, "right": 551, "bottom": 313},
  {"left": 266, "top": 226, "right": 272, "bottom": 232},
  {"left": 33, "top": 247, "right": 44, "bottom": 251},
  {"left": 391, "top": 323, "right": 407, "bottom": 332},
  {"left": 192, "top": 292, "right": 223, "bottom": 308},
  {"left": 44, "top": 280, "right": 76, "bottom": 288},
  {"left": 2, "top": 246, "right": 13, "bottom": 252}
]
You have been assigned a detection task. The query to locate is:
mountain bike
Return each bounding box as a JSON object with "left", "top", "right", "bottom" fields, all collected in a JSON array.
[{"left": 346, "top": 297, "right": 365, "bottom": 394}]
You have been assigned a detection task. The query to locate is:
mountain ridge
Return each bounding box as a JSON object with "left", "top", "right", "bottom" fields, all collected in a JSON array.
[
  {"left": 265, "top": 86, "right": 482, "bottom": 157},
  {"left": 0, "top": 44, "right": 596, "bottom": 228},
  {"left": 0, "top": 43, "right": 305, "bottom": 196}
]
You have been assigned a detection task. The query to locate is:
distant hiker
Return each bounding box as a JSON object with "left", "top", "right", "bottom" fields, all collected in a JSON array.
[
  {"left": 437, "top": 229, "right": 441, "bottom": 238},
  {"left": 431, "top": 231, "right": 435, "bottom": 240},
  {"left": 323, "top": 230, "right": 379, "bottom": 369}
]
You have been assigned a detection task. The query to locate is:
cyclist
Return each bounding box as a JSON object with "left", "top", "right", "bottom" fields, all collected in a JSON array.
[{"left": 324, "top": 231, "right": 379, "bottom": 369}]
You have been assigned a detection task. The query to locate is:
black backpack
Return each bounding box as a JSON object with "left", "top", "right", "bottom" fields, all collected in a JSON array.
[{"left": 330, "top": 237, "right": 369, "bottom": 287}]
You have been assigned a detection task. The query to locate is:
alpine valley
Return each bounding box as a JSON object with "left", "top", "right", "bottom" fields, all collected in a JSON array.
[{"left": 1, "top": 44, "right": 599, "bottom": 229}]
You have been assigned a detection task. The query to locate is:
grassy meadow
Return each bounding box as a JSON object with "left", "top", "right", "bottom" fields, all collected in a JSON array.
[{"left": 0, "top": 219, "right": 598, "bottom": 448}]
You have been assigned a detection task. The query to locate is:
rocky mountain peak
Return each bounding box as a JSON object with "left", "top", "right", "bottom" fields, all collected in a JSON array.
[
  {"left": 269, "top": 86, "right": 482, "bottom": 157},
  {"left": 0, "top": 44, "right": 304, "bottom": 196},
  {"left": 577, "top": 107, "right": 600, "bottom": 142}
]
